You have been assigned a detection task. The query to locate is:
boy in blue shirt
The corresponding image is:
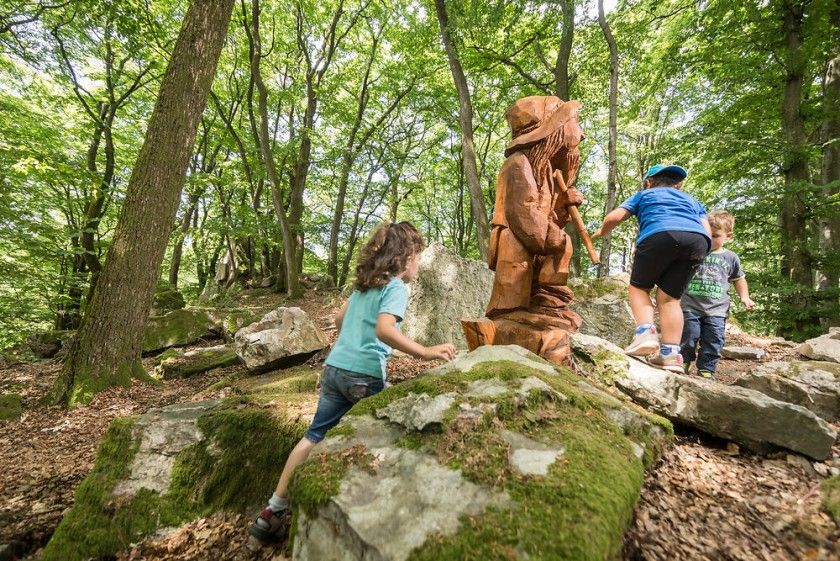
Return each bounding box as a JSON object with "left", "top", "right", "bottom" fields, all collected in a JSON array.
[
  {"left": 681, "top": 210, "right": 754, "bottom": 379},
  {"left": 593, "top": 164, "right": 711, "bottom": 372}
]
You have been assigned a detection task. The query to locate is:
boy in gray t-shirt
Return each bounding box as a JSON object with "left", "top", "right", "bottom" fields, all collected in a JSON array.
[{"left": 680, "top": 210, "right": 754, "bottom": 378}]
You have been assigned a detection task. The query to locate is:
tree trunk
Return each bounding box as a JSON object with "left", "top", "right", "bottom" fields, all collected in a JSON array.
[
  {"left": 50, "top": 0, "right": 235, "bottom": 406},
  {"left": 249, "top": 0, "right": 298, "bottom": 296},
  {"left": 433, "top": 0, "right": 490, "bottom": 260},
  {"left": 169, "top": 195, "right": 198, "bottom": 287},
  {"left": 817, "top": 3, "right": 840, "bottom": 325},
  {"left": 597, "top": 0, "right": 619, "bottom": 277},
  {"left": 779, "top": 0, "right": 817, "bottom": 337},
  {"left": 555, "top": 0, "right": 574, "bottom": 101}
]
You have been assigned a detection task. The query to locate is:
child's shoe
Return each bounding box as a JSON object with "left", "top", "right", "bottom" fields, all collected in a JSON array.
[
  {"left": 698, "top": 369, "right": 715, "bottom": 380},
  {"left": 248, "top": 506, "right": 289, "bottom": 544},
  {"left": 625, "top": 325, "right": 659, "bottom": 356},
  {"left": 647, "top": 351, "right": 684, "bottom": 374}
]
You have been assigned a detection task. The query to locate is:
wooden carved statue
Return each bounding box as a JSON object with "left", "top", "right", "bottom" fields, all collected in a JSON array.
[{"left": 463, "top": 95, "right": 598, "bottom": 364}]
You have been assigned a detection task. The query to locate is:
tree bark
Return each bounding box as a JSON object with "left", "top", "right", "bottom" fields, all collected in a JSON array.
[
  {"left": 597, "top": 0, "right": 619, "bottom": 277},
  {"left": 50, "top": 0, "right": 235, "bottom": 406},
  {"left": 555, "top": 0, "right": 574, "bottom": 101},
  {"left": 779, "top": 0, "right": 817, "bottom": 337},
  {"left": 248, "top": 0, "right": 298, "bottom": 296},
  {"left": 817, "top": 2, "right": 840, "bottom": 325},
  {"left": 433, "top": 0, "right": 490, "bottom": 260}
]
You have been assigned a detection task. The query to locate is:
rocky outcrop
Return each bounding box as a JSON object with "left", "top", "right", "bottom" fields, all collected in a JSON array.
[
  {"left": 734, "top": 361, "right": 840, "bottom": 420},
  {"left": 800, "top": 328, "right": 840, "bottom": 363},
  {"left": 402, "top": 242, "right": 494, "bottom": 350},
  {"left": 27, "top": 330, "right": 74, "bottom": 359},
  {"left": 572, "top": 333, "right": 837, "bottom": 460},
  {"left": 234, "top": 307, "right": 328, "bottom": 372},
  {"left": 289, "top": 346, "right": 672, "bottom": 561},
  {"left": 142, "top": 308, "right": 215, "bottom": 354},
  {"left": 153, "top": 345, "right": 240, "bottom": 379},
  {"left": 206, "top": 308, "right": 261, "bottom": 342},
  {"left": 569, "top": 274, "right": 636, "bottom": 347}
]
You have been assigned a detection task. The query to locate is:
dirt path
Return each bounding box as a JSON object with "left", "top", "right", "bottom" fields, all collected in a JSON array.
[{"left": 1, "top": 293, "right": 838, "bottom": 560}]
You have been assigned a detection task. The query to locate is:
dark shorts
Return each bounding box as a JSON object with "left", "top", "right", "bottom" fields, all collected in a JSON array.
[
  {"left": 631, "top": 231, "right": 709, "bottom": 298},
  {"left": 305, "top": 365, "right": 384, "bottom": 443}
]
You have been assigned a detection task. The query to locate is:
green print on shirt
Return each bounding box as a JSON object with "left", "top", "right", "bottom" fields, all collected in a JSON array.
[{"left": 686, "top": 277, "right": 723, "bottom": 299}]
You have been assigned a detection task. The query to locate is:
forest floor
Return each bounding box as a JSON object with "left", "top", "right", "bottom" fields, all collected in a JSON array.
[{"left": 0, "top": 288, "right": 838, "bottom": 561}]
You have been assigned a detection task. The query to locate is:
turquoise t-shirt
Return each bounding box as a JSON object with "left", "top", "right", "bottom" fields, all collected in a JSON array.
[
  {"left": 620, "top": 187, "right": 710, "bottom": 247},
  {"left": 325, "top": 277, "right": 409, "bottom": 380}
]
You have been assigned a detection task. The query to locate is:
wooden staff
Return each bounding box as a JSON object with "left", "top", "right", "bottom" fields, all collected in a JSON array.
[{"left": 553, "top": 169, "right": 600, "bottom": 265}]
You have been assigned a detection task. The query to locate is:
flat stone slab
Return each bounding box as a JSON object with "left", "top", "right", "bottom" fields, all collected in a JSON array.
[
  {"left": 721, "top": 346, "right": 766, "bottom": 360},
  {"left": 799, "top": 328, "right": 840, "bottom": 364},
  {"left": 426, "top": 344, "right": 558, "bottom": 376},
  {"left": 734, "top": 361, "right": 840, "bottom": 420},
  {"left": 571, "top": 333, "right": 837, "bottom": 460}
]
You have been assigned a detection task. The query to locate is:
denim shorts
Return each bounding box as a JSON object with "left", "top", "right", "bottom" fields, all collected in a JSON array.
[{"left": 304, "top": 365, "right": 384, "bottom": 443}]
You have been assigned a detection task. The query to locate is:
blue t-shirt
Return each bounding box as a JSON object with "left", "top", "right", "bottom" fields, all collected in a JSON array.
[
  {"left": 620, "top": 187, "right": 710, "bottom": 247},
  {"left": 325, "top": 277, "right": 409, "bottom": 380}
]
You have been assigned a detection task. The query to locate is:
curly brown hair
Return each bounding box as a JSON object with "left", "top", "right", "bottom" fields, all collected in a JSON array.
[{"left": 354, "top": 221, "right": 424, "bottom": 291}]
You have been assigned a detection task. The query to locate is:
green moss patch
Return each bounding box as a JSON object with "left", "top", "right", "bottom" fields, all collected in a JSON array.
[
  {"left": 237, "top": 366, "right": 321, "bottom": 405},
  {"left": 155, "top": 347, "right": 240, "bottom": 379},
  {"left": 289, "top": 444, "right": 377, "bottom": 517},
  {"left": 821, "top": 475, "right": 840, "bottom": 524},
  {"left": 142, "top": 308, "right": 213, "bottom": 354},
  {"left": 0, "top": 393, "right": 23, "bottom": 420},
  {"left": 43, "top": 405, "right": 306, "bottom": 561}
]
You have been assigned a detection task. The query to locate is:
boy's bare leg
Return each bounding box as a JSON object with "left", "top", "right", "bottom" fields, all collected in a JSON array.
[
  {"left": 628, "top": 285, "right": 655, "bottom": 326},
  {"left": 274, "top": 437, "right": 317, "bottom": 497},
  {"left": 656, "top": 290, "right": 683, "bottom": 345}
]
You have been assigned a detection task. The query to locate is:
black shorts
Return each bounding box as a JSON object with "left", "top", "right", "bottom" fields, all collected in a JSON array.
[{"left": 631, "top": 231, "right": 709, "bottom": 298}]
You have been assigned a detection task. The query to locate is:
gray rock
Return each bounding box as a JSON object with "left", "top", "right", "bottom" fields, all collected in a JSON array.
[
  {"left": 426, "top": 344, "right": 558, "bottom": 376},
  {"left": 142, "top": 308, "right": 215, "bottom": 354},
  {"left": 572, "top": 333, "right": 838, "bottom": 460},
  {"left": 113, "top": 401, "right": 219, "bottom": 497},
  {"left": 734, "top": 361, "right": 840, "bottom": 420},
  {"left": 721, "top": 346, "right": 766, "bottom": 360},
  {"left": 234, "top": 307, "right": 328, "bottom": 372},
  {"left": 401, "top": 242, "right": 494, "bottom": 350},
  {"left": 501, "top": 429, "right": 565, "bottom": 476},
  {"left": 569, "top": 274, "right": 635, "bottom": 347},
  {"left": 294, "top": 416, "right": 510, "bottom": 561},
  {"left": 799, "top": 328, "right": 840, "bottom": 363},
  {"left": 153, "top": 344, "right": 240, "bottom": 379},
  {"left": 375, "top": 393, "right": 458, "bottom": 431}
]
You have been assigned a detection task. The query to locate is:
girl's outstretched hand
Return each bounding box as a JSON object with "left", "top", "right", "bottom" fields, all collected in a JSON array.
[{"left": 422, "top": 343, "right": 456, "bottom": 362}]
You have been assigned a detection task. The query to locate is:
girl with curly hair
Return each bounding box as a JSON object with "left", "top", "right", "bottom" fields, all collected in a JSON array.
[{"left": 249, "top": 221, "right": 456, "bottom": 544}]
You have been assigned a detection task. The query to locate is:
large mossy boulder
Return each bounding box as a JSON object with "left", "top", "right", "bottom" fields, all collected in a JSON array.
[
  {"left": 402, "top": 242, "right": 494, "bottom": 350},
  {"left": 41, "top": 400, "right": 306, "bottom": 561},
  {"left": 150, "top": 281, "right": 186, "bottom": 317},
  {"left": 206, "top": 308, "right": 261, "bottom": 342},
  {"left": 142, "top": 308, "right": 215, "bottom": 354},
  {"left": 153, "top": 344, "right": 240, "bottom": 379},
  {"left": 569, "top": 274, "right": 636, "bottom": 348},
  {"left": 571, "top": 333, "right": 838, "bottom": 460},
  {"left": 287, "top": 345, "right": 672, "bottom": 561}
]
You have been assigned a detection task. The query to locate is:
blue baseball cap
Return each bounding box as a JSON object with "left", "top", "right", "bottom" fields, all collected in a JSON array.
[{"left": 644, "top": 164, "right": 687, "bottom": 180}]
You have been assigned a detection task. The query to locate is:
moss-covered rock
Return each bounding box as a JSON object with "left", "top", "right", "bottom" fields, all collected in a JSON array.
[
  {"left": 150, "top": 281, "right": 186, "bottom": 316},
  {"left": 41, "top": 400, "right": 306, "bottom": 561},
  {"left": 206, "top": 308, "right": 261, "bottom": 342},
  {"left": 569, "top": 274, "right": 635, "bottom": 348},
  {"left": 27, "top": 329, "right": 75, "bottom": 359},
  {"left": 821, "top": 475, "right": 840, "bottom": 525},
  {"left": 153, "top": 345, "right": 240, "bottom": 379},
  {"left": 0, "top": 393, "right": 23, "bottom": 420},
  {"left": 289, "top": 347, "right": 667, "bottom": 561},
  {"left": 142, "top": 308, "right": 215, "bottom": 354}
]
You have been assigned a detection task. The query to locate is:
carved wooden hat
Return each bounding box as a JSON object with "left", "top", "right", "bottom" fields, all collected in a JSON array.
[{"left": 505, "top": 96, "right": 581, "bottom": 155}]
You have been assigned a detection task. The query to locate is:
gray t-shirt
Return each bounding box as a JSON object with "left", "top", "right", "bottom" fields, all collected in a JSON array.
[{"left": 681, "top": 248, "right": 745, "bottom": 317}]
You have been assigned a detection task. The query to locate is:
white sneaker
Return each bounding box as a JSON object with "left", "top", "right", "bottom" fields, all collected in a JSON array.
[{"left": 624, "top": 326, "right": 659, "bottom": 356}]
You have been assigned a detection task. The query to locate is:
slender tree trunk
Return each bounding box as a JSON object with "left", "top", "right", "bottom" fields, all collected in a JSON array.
[
  {"left": 597, "top": 0, "right": 618, "bottom": 277},
  {"left": 50, "top": 0, "right": 235, "bottom": 406},
  {"left": 555, "top": 0, "right": 574, "bottom": 101},
  {"left": 779, "top": 0, "right": 817, "bottom": 337},
  {"left": 249, "top": 0, "right": 298, "bottom": 296},
  {"left": 817, "top": 3, "right": 840, "bottom": 325},
  {"left": 433, "top": 0, "right": 490, "bottom": 260},
  {"left": 169, "top": 195, "right": 198, "bottom": 286}
]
